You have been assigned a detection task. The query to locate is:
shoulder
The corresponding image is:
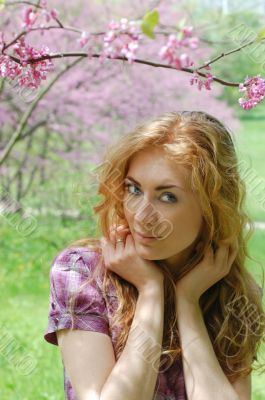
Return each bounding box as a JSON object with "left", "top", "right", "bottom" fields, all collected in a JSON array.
[
  {"left": 51, "top": 246, "right": 102, "bottom": 277},
  {"left": 49, "top": 246, "right": 108, "bottom": 305},
  {"left": 44, "top": 246, "right": 110, "bottom": 346},
  {"left": 50, "top": 245, "right": 118, "bottom": 299},
  {"left": 49, "top": 246, "right": 105, "bottom": 293}
]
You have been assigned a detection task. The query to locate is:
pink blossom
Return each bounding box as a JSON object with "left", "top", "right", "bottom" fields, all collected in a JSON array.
[
  {"left": 39, "top": 0, "right": 47, "bottom": 7},
  {"left": 159, "top": 38, "right": 194, "bottom": 69},
  {"left": 201, "top": 61, "right": 211, "bottom": 70},
  {"left": 180, "top": 26, "right": 193, "bottom": 38},
  {"left": 50, "top": 9, "right": 58, "bottom": 20},
  {"left": 0, "top": 38, "right": 54, "bottom": 89},
  {"left": 108, "top": 21, "right": 120, "bottom": 31},
  {"left": 177, "top": 53, "right": 194, "bottom": 69},
  {"left": 190, "top": 71, "right": 214, "bottom": 91},
  {"left": 41, "top": 8, "right": 59, "bottom": 23},
  {"left": 23, "top": 7, "right": 38, "bottom": 30},
  {"left": 22, "top": 2, "right": 59, "bottom": 27},
  {"left": 238, "top": 75, "right": 265, "bottom": 110},
  {"left": 78, "top": 31, "right": 91, "bottom": 48},
  {"left": 0, "top": 31, "right": 4, "bottom": 51},
  {"left": 159, "top": 28, "right": 199, "bottom": 69},
  {"left": 101, "top": 18, "right": 140, "bottom": 64},
  {"left": 120, "top": 18, "right": 129, "bottom": 31},
  {"left": 188, "top": 36, "right": 199, "bottom": 49},
  {"left": 0, "top": 54, "right": 22, "bottom": 79}
]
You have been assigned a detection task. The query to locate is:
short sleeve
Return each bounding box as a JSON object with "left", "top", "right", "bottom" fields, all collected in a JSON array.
[{"left": 44, "top": 246, "right": 110, "bottom": 346}]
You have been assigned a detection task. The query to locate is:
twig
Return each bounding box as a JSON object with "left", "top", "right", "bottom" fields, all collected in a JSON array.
[{"left": 196, "top": 37, "right": 265, "bottom": 71}]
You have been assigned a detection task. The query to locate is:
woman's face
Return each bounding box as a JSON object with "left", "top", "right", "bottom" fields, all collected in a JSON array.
[{"left": 123, "top": 146, "right": 204, "bottom": 273}]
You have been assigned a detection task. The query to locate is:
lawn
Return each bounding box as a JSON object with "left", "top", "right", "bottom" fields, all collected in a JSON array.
[{"left": 235, "top": 116, "right": 265, "bottom": 222}]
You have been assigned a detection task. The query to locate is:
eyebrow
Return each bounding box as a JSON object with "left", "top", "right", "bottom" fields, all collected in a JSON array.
[{"left": 125, "top": 176, "right": 185, "bottom": 191}]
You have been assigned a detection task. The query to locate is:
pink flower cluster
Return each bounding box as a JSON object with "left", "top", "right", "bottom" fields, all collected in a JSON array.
[
  {"left": 0, "top": 54, "right": 22, "bottom": 80},
  {"left": 190, "top": 71, "right": 214, "bottom": 91},
  {"left": 79, "top": 31, "right": 91, "bottom": 48},
  {"left": 22, "top": 2, "right": 58, "bottom": 31},
  {"left": 0, "top": 31, "right": 4, "bottom": 51},
  {"left": 159, "top": 26, "right": 199, "bottom": 69},
  {"left": 0, "top": 38, "right": 54, "bottom": 89},
  {"left": 101, "top": 18, "right": 140, "bottom": 64},
  {"left": 238, "top": 75, "right": 265, "bottom": 110}
]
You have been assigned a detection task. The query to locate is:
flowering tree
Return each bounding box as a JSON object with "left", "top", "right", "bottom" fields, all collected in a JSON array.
[
  {"left": 0, "top": 0, "right": 258, "bottom": 210},
  {"left": 1, "top": 0, "right": 265, "bottom": 109}
]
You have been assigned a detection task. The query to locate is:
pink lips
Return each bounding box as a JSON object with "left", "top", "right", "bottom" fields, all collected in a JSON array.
[
  {"left": 134, "top": 230, "right": 160, "bottom": 242},
  {"left": 135, "top": 230, "right": 157, "bottom": 238}
]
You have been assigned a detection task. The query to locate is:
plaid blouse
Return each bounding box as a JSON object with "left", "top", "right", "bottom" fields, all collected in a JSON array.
[
  {"left": 44, "top": 246, "right": 187, "bottom": 400},
  {"left": 44, "top": 246, "right": 264, "bottom": 399}
]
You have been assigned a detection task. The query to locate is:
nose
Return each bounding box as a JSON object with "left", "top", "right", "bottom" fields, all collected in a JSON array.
[{"left": 134, "top": 197, "right": 159, "bottom": 230}]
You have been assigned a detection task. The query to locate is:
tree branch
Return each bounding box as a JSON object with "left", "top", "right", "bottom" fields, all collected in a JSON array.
[
  {"left": 0, "top": 57, "right": 84, "bottom": 166},
  {"left": 7, "top": 52, "right": 240, "bottom": 87}
]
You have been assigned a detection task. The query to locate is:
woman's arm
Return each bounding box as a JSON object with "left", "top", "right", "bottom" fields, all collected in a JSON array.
[
  {"left": 100, "top": 282, "right": 164, "bottom": 400},
  {"left": 176, "top": 294, "right": 243, "bottom": 400}
]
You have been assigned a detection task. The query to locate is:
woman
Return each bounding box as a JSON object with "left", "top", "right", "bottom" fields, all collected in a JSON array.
[{"left": 44, "top": 111, "right": 264, "bottom": 400}]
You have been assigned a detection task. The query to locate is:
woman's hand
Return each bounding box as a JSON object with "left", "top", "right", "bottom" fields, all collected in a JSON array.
[
  {"left": 100, "top": 223, "right": 164, "bottom": 293},
  {"left": 175, "top": 240, "right": 239, "bottom": 303}
]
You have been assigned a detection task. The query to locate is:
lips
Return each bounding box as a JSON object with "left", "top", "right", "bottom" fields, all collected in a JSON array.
[{"left": 134, "top": 230, "right": 159, "bottom": 238}]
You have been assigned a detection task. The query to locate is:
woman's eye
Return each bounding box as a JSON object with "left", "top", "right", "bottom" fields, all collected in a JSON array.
[
  {"left": 161, "top": 193, "right": 177, "bottom": 203},
  {"left": 124, "top": 183, "right": 141, "bottom": 195},
  {"left": 124, "top": 183, "right": 177, "bottom": 203}
]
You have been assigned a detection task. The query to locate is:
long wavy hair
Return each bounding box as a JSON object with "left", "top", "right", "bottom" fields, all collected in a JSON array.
[{"left": 67, "top": 110, "right": 264, "bottom": 383}]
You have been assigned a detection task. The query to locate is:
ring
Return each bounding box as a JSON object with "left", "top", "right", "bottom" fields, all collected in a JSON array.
[{"left": 116, "top": 238, "right": 124, "bottom": 243}]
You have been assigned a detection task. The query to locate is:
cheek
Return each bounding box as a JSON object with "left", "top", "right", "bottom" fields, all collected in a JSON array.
[
  {"left": 124, "top": 194, "right": 143, "bottom": 217},
  {"left": 177, "top": 220, "right": 202, "bottom": 243},
  {"left": 164, "top": 205, "right": 202, "bottom": 240},
  {"left": 123, "top": 197, "right": 135, "bottom": 226},
  {"left": 123, "top": 195, "right": 129, "bottom": 213}
]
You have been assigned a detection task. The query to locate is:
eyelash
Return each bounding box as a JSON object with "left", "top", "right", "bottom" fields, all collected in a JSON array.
[{"left": 124, "top": 183, "right": 177, "bottom": 204}]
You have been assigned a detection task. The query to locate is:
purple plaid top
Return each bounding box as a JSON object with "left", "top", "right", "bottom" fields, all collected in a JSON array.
[{"left": 44, "top": 246, "right": 187, "bottom": 400}]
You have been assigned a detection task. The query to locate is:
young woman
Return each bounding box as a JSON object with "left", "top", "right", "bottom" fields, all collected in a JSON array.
[{"left": 44, "top": 111, "right": 264, "bottom": 400}]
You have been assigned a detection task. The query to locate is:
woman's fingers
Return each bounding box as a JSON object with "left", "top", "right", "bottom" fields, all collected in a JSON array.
[
  {"left": 109, "top": 224, "right": 130, "bottom": 251},
  {"left": 213, "top": 240, "right": 238, "bottom": 275},
  {"left": 204, "top": 244, "right": 214, "bottom": 264},
  {"left": 227, "top": 239, "right": 239, "bottom": 268}
]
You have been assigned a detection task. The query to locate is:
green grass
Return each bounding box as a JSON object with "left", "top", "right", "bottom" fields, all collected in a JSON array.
[
  {"left": 0, "top": 214, "right": 97, "bottom": 400},
  {"left": 235, "top": 118, "right": 265, "bottom": 222},
  {"left": 0, "top": 295, "right": 63, "bottom": 400}
]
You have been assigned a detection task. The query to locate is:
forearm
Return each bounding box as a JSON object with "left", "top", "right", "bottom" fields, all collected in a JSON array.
[
  {"left": 100, "top": 282, "right": 165, "bottom": 400},
  {"left": 176, "top": 295, "right": 240, "bottom": 400}
]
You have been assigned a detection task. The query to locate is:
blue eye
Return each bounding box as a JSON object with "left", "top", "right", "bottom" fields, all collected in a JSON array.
[
  {"left": 124, "top": 183, "right": 177, "bottom": 203},
  {"left": 124, "top": 183, "right": 141, "bottom": 196}
]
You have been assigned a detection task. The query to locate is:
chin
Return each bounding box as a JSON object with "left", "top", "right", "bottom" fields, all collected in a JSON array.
[{"left": 135, "top": 247, "right": 157, "bottom": 260}]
